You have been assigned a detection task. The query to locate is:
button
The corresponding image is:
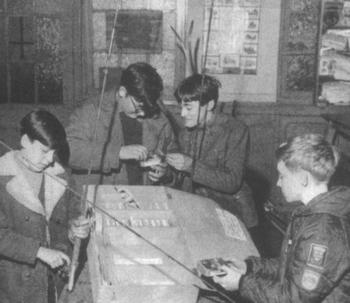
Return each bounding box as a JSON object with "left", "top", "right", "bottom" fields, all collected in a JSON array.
[{"left": 23, "top": 271, "right": 31, "bottom": 279}]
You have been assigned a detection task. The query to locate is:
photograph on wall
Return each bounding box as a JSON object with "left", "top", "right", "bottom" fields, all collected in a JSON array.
[
  {"left": 242, "top": 56, "right": 257, "bottom": 74},
  {"left": 206, "top": 55, "right": 221, "bottom": 71},
  {"left": 243, "top": 44, "right": 258, "bottom": 56},
  {"left": 246, "top": 7, "right": 260, "bottom": 19},
  {"left": 244, "top": 32, "right": 259, "bottom": 43}
]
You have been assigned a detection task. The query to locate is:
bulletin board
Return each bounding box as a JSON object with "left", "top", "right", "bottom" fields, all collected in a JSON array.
[
  {"left": 113, "top": 9, "right": 163, "bottom": 53},
  {"left": 188, "top": 0, "right": 281, "bottom": 102},
  {"left": 203, "top": 0, "right": 261, "bottom": 75}
]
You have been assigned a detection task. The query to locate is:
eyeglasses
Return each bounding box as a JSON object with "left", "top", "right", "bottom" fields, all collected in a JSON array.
[{"left": 129, "top": 96, "right": 145, "bottom": 116}]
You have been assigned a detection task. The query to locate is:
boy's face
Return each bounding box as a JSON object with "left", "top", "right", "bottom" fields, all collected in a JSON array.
[
  {"left": 117, "top": 88, "right": 145, "bottom": 119},
  {"left": 21, "top": 136, "right": 55, "bottom": 172},
  {"left": 181, "top": 100, "right": 207, "bottom": 129},
  {"left": 276, "top": 161, "right": 304, "bottom": 203}
]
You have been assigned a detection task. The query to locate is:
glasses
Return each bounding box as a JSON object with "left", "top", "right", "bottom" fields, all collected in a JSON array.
[
  {"left": 181, "top": 96, "right": 200, "bottom": 103},
  {"left": 129, "top": 96, "right": 145, "bottom": 116}
]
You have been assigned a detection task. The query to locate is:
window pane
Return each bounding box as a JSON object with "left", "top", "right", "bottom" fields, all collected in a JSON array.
[
  {"left": 10, "top": 62, "right": 35, "bottom": 103},
  {"left": 36, "top": 17, "right": 62, "bottom": 104},
  {"left": 9, "top": 16, "right": 34, "bottom": 61},
  {"left": 0, "top": 63, "right": 7, "bottom": 103},
  {"left": 8, "top": 0, "right": 33, "bottom": 15},
  {"left": 0, "top": 17, "right": 6, "bottom": 103}
]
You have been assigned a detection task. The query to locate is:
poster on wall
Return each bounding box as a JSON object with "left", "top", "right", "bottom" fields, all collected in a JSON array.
[{"left": 203, "top": 0, "right": 261, "bottom": 75}]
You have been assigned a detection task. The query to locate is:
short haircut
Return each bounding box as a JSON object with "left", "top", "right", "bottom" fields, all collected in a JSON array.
[
  {"left": 276, "top": 134, "right": 339, "bottom": 183},
  {"left": 174, "top": 74, "right": 221, "bottom": 108},
  {"left": 120, "top": 62, "right": 163, "bottom": 118},
  {"left": 20, "top": 109, "right": 70, "bottom": 166}
]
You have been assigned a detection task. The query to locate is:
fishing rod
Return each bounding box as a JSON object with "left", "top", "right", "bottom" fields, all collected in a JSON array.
[
  {"left": 68, "top": 1, "right": 121, "bottom": 291},
  {"left": 0, "top": 138, "right": 236, "bottom": 303},
  {"left": 190, "top": 0, "right": 215, "bottom": 189},
  {"left": 64, "top": 0, "right": 232, "bottom": 297}
]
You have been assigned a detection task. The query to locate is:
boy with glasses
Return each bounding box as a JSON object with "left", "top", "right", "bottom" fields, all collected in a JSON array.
[{"left": 66, "top": 62, "right": 177, "bottom": 187}]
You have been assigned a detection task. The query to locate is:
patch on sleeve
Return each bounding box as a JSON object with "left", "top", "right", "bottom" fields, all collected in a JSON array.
[
  {"left": 301, "top": 269, "right": 321, "bottom": 291},
  {"left": 307, "top": 243, "right": 327, "bottom": 269}
]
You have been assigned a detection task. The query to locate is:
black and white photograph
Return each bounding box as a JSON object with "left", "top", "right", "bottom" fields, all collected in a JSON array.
[{"left": 0, "top": 1, "right": 350, "bottom": 303}]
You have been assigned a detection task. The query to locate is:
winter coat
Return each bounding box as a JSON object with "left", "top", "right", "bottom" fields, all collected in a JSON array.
[
  {"left": 66, "top": 91, "right": 178, "bottom": 190},
  {"left": 0, "top": 151, "right": 81, "bottom": 303},
  {"left": 176, "top": 112, "right": 258, "bottom": 228},
  {"left": 240, "top": 186, "right": 350, "bottom": 302}
]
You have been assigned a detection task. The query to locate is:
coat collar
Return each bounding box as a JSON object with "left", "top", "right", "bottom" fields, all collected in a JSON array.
[
  {"left": 292, "top": 186, "right": 350, "bottom": 219},
  {"left": 0, "top": 151, "right": 67, "bottom": 219}
]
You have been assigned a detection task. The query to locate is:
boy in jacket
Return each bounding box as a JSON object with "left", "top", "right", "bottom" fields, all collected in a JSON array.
[
  {"left": 214, "top": 134, "right": 350, "bottom": 302},
  {"left": 0, "top": 110, "right": 89, "bottom": 303},
  {"left": 166, "top": 74, "right": 257, "bottom": 229}
]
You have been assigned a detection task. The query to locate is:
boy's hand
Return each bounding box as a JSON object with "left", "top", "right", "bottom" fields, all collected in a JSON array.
[
  {"left": 148, "top": 162, "right": 168, "bottom": 182},
  {"left": 166, "top": 153, "right": 193, "bottom": 172},
  {"left": 37, "top": 247, "right": 70, "bottom": 269},
  {"left": 119, "top": 145, "right": 148, "bottom": 161},
  {"left": 212, "top": 265, "right": 243, "bottom": 291},
  {"left": 68, "top": 216, "right": 91, "bottom": 242}
]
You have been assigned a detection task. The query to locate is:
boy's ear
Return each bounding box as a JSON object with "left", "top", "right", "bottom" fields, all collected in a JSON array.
[
  {"left": 117, "top": 86, "right": 127, "bottom": 98},
  {"left": 20, "top": 134, "right": 30, "bottom": 148},
  {"left": 207, "top": 99, "right": 215, "bottom": 111}
]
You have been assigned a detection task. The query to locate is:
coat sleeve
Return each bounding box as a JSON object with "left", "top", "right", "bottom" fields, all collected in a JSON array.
[
  {"left": 66, "top": 101, "right": 122, "bottom": 172},
  {"left": 239, "top": 214, "right": 350, "bottom": 303},
  {"left": 49, "top": 175, "right": 82, "bottom": 255},
  {"left": 0, "top": 204, "right": 41, "bottom": 265},
  {"left": 154, "top": 118, "right": 179, "bottom": 154},
  {"left": 192, "top": 124, "right": 249, "bottom": 194},
  {"left": 151, "top": 118, "right": 179, "bottom": 186}
]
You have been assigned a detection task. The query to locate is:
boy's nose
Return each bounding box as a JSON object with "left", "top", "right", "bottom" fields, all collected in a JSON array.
[{"left": 45, "top": 151, "right": 54, "bottom": 164}]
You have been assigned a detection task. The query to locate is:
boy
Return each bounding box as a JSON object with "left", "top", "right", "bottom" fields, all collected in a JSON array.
[
  {"left": 0, "top": 110, "right": 89, "bottom": 303},
  {"left": 214, "top": 134, "right": 350, "bottom": 302},
  {"left": 166, "top": 74, "right": 257, "bottom": 229},
  {"left": 66, "top": 62, "right": 177, "bottom": 188}
]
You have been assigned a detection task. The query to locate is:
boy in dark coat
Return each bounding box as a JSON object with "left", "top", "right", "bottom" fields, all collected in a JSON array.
[
  {"left": 166, "top": 74, "right": 257, "bottom": 229},
  {"left": 0, "top": 110, "right": 89, "bottom": 303},
  {"left": 214, "top": 134, "right": 350, "bottom": 302}
]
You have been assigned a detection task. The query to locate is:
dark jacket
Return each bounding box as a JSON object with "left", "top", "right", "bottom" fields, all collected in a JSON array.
[
  {"left": 177, "top": 112, "right": 258, "bottom": 228},
  {"left": 66, "top": 91, "right": 178, "bottom": 188},
  {"left": 0, "top": 151, "right": 81, "bottom": 303},
  {"left": 240, "top": 186, "right": 350, "bottom": 302}
]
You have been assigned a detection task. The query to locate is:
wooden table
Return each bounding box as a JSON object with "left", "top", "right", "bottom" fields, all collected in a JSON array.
[{"left": 78, "top": 185, "right": 259, "bottom": 303}]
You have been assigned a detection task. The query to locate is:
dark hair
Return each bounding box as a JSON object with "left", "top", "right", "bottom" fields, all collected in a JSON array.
[
  {"left": 276, "top": 134, "right": 339, "bottom": 183},
  {"left": 120, "top": 62, "right": 163, "bottom": 118},
  {"left": 174, "top": 74, "right": 221, "bottom": 108},
  {"left": 20, "top": 109, "right": 70, "bottom": 166}
]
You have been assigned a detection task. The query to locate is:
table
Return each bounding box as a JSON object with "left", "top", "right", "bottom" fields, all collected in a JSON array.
[{"left": 68, "top": 185, "right": 259, "bottom": 303}]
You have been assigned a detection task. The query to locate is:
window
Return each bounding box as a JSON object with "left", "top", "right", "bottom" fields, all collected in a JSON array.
[{"left": 0, "top": 9, "right": 63, "bottom": 104}]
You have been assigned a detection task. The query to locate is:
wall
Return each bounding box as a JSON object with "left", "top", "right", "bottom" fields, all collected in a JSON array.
[
  {"left": 91, "top": 0, "right": 185, "bottom": 100},
  {"left": 1, "top": 0, "right": 350, "bottom": 207},
  {"left": 187, "top": 0, "right": 281, "bottom": 102}
]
